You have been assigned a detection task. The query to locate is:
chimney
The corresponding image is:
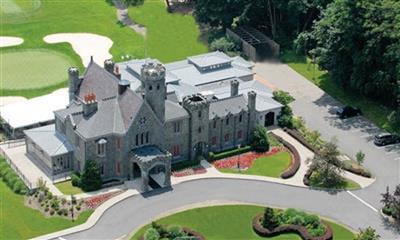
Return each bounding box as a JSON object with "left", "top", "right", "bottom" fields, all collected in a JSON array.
[
  {"left": 104, "top": 59, "right": 115, "bottom": 73},
  {"left": 118, "top": 80, "right": 130, "bottom": 95},
  {"left": 247, "top": 91, "right": 256, "bottom": 111},
  {"left": 230, "top": 79, "right": 239, "bottom": 97},
  {"left": 82, "top": 93, "right": 98, "bottom": 117},
  {"left": 113, "top": 65, "right": 121, "bottom": 80},
  {"left": 68, "top": 67, "right": 80, "bottom": 102}
]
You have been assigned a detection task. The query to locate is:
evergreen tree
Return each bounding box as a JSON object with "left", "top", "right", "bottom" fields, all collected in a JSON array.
[
  {"left": 80, "top": 160, "right": 102, "bottom": 192},
  {"left": 262, "top": 207, "right": 279, "bottom": 230}
]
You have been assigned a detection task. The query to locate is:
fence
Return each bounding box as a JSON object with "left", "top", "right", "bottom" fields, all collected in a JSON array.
[{"left": 0, "top": 142, "right": 35, "bottom": 190}]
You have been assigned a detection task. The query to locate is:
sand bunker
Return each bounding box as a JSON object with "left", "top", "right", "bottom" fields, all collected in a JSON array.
[
  {"left": 43, "top": 33, "right": 113, "bottom": 66},
  {"left": 0, "top": 36, "right": 24, "bottom": 47}
]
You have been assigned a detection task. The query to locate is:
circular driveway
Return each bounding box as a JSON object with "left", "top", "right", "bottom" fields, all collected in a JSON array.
[{"left": 63, "top": 178, "right": 398, "bottom": 240}]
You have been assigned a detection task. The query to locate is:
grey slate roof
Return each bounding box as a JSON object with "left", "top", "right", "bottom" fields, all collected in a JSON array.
[
  {"left": 132, "top": 146, "right": 168, "bottom": 163},
  {"left": 165, "top": 100, "right": 189, "bottom": 121},
  {"left": 24, "top": 125, "right": 73, "bottom": 156},
  {"left": 187, "top": 51, "right": 231, "bottom": 68},
  {"left": 209, "top": 95, "right": 248, "bottom": 120}
]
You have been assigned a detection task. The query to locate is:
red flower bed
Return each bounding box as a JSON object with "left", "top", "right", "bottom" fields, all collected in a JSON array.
[
  {"left": 172, "top": 165, "right": 207, "bottom": 177},
  {"left": 84, "top": 190, "right": 123, "bottom": 209},
  {"left": 212, "top": 147, "right": 282, "bottom": 170}
]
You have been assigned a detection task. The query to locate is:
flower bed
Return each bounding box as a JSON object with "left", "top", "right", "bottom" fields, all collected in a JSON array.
[
  {"left": 139, "top": 224, "right": 205, "bottom": 240},
  {"left": 84, "top": 190, "right": 124, "bottom": 209},
  {"left": 252, "top": 213, "right": 333, "bottom": 240},
  {"left": 212, "top": 147, "right": 282, "bottom": 170},
  {"left": 172, "top": 165, "right": 207, "bottom": 177}
]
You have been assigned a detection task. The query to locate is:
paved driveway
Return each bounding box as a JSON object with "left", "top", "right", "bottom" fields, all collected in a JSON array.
[
  {"left": 62, "top": 179, "right": 398, "bottom": 240},
  {"left": 254, "top": 61, "right": 400, "bottom": 208}
]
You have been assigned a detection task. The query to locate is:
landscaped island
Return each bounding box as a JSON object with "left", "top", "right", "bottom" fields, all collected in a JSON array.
[{"left": 131, "top": 205, "right": 355, "bottom": 240}]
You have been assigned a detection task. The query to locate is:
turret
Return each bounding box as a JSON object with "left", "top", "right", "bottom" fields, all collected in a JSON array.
[
  {"left": 247, "top": 91, "right": 257, "bottom": 141},
  {"left": 231, "top": 79, "right": 239, "bottom": 97},
  {"left": 68, "top": 67, "right": 80, "bottom": 102},
  {"left": 140, "top": 61, "right": 166, "bottom": 122},
  {"left": 182, "top": 94, "right": 210, "bottom": 160}
]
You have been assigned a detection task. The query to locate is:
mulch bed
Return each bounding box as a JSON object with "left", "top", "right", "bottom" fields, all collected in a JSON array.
[
  {"left": 212, "top": 147, "right": 283, "bottom": 170},
  {"left": 252, "top": 214, "right": 333, "bottom": 240},
  {"left": 84, "top": 190, "right": 124, "bottom": 209},
  {"left": 172, "top": 165, "right": 207, "bottom": 177},
  {"left": 139, "top": 226, "right": 205, "bottom": 240}
]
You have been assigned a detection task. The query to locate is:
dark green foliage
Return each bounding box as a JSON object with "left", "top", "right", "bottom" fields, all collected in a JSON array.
[
  {"left": 310, "top": 0, "right": 400, "bottom": 108},
  {"left": 120, "top": 0, "right": 144, "bottom": 6},
  {"left": 262, "top": 207, "right": 279, "bottom": 230},
  {"left": 144, "top": 228, "right": 160, "bottom": 240},
  {"left": 167, "top": 225, "right": 185, "bottom": 239},
  {"left": 354, "top": 227, "right": 380, "bottom": 240},
  {"left": 71, "top": 173, "right": 81, "bottom": 187},
  {"left": 146, "top": 222, "right": 188, "bottom": 240},
  {"left": 208, "top": 145, "right": 252, "bottom": 161},
  {"left": 381, "top": 185, "right": 400, "bottom": 220},
  {"left": 80, "top": 160, "right": 102, "bottom": 192},
  {"left": 273, "top": 90, "right": 295, "bottom": 105},
  {"left": 273, "top": 91, "right": 295, "bottom": 128},
  {"left": 0, "top": 157, "right": 28, "bottom": 194},
  {"left": 252, "top": 125, "right": 270, "bottom": 152}
]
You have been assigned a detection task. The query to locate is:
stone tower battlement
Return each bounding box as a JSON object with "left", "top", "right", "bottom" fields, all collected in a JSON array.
[
  {"left": 182, "top": 94, "right": 210, "bottom": 111},
  {"left": 140, "top": 62, "right": 166, "bottom": 81}
]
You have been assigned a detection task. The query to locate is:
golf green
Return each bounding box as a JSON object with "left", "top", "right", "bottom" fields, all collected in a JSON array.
[{"left": 1, "top": 49, "right": 74, "bottom": 90}]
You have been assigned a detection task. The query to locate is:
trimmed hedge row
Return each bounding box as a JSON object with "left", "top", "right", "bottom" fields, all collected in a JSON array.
[
  {"left": 0, "top": 157, "right": 28, "bottom": 194},
  {"left": 269, "top": 133, "right": 301, "bottom": 179},
  {"left": 172, "top": 159, "right": 201, "bottom": 171},
  {"left": 342, "top": 164, "right": 372, "bottom": 178},
  {"left": 284, "top": 128, "right": 321, "bottom": 154},
  {"left": 252, "top": 214, "right": 333, "bottom": 240},
  {"left": 208, "top": 145, "right": 252, "bottom": 161}
]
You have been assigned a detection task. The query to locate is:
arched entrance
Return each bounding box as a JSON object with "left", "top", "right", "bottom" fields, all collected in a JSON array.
[
  {"left": 193, "top": 142, "right": 208, "bottom": 159},
  {"left": 148, "top": 164, "right": 167, "bottom": 189},
  {"left": 132, "top": 162, "right": 141, "bottom": 179},
  {"left": 264, "top": 112, "right": 275, "bottom": 127}
]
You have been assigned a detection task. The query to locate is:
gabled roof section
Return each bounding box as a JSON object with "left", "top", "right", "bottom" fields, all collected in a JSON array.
[
  {"left": 209, "top": 95, "right": 248, "bottom": 120},
  {"left": 165, "top": 100, "right": 189, "bottom": 121}
]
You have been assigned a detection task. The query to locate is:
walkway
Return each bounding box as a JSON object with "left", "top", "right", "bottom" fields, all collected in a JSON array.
[{"left": 113, "top": 0, "right": 147, "bottom": 37}]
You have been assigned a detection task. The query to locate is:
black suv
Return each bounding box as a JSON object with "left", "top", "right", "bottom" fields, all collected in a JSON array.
[
  {"left": 336, "top": 106, "right": 362, "bottom": 119},
  {"left": 374, "top": 133, "right": 400, "bottom": 146}
]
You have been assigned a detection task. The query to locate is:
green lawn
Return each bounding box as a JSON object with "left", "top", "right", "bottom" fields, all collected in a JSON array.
[
  {"left": 281, "top": 50, "right": 396, "bottom": 134},
  {"left": 128, "top": 0, "right": 208, "bottom": 63},
  {"left": 219, "top": 151, "right": 292, "bottom": 178},
  {"left": 309, "top": 172, "right": 361, "bottom": 190},
  {"left": 55, "top": 180, "right": 83, "bottom": 195},
  {"left": 1, "top": 49, "right": 74, "bottom": 90},
  {"left": 1, "top": 0, "right": 207, "bottom": 98},
  {"left": 130, "top": 205, "right": 356, "bottom": 240},
  {"left": 0, "top": 180, "right": 92, "bottom": 239}
]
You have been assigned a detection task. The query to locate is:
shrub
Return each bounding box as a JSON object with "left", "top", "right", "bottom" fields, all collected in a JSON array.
[
  {"left": 80, "top": 159, "right": 102, "bottom": 192},
  {"left": 210, "top": 36, "right": 241, "bottom": 56},
  {"left": 61, "top": 198, "right": 67, "bottom": 205},
  {"left": 208, "top": 145, "right": 252, "bottom": 161},
  {"left": 57, "top": 209, "right": 63, "bottom": 215},
  {"left": 262, "top": 207, "right": 279, "bottom": 230},
  {"left": 71, "top": 174, "right": 81, "bottom": 187},
  {"left": 51, "top": 198, "right": 60, "bottom": 210},
  {"left": 12, "top": 180, "right": 27, "bottom": 194},
  {"left": 308, "top": 224, "right": 326, "bottom": 237},
  {"left": 252, "top": 125, "right": 270, "bottom": 152},
  {"left": 382, "top": 206, "right": 393, "bottom": 216},
  {"left": 76, "top": 205, "right": 81, "bottom": 211},
  {"left": 167, "top": 225, "right": 185, "bottom": 238},
  {"left": 273, "top": 90, "right": 295, "bottom": 105},
  {"left": 49, "top": 209, "right": 55, "bottom": 215},
  {"left": 44, "top": 207, "right": 49, "bottom": 212},
  {"left": 144, "top": 228, "right": 160, "bottom": 240},
  {"left": 304, "top": 214, "right": 320, "bottom": 227},
  {"left": 288, "top": 215, "right": 305, "bottom": 226}
]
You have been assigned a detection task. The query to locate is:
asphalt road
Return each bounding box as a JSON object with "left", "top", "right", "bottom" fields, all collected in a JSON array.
[
  {"left": 61, "top": 61, "right": 400, "bottom": 240},
  {"left": 64, "top": 179, "right": 398, "bottom": 240}
]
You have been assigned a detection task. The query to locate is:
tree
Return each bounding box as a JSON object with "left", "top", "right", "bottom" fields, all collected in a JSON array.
[
  {"left": 121, "top": 0, "right": 144, "bottom": 6},
  {"left": 307, "top": 138, "right": 344, "bottom": 187},
  {"left": 210, "top": 36, "right": 241, "bottom": 56},
  {"left": 262, "top": 207, "right": 279, "bottom": 230},
  {"left": 252, "top": 125, "right": 270, "bottom": 152},
  {"left": 354, "top": 227, "right": 380, "bottom": 240},
  {"left": 80, "top": 160, "right": 102, "bottom": 192},
  {"left": 355, "top": 150, "right": 365, "bottom": 166},
  {"left": 273, "top": 90, "right": 295, "bottom": 105},
  {"left": 273, "top": 90, "right": 295, "bottom": 128}
]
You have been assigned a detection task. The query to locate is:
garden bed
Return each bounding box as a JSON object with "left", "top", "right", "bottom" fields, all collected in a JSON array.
[
  {"left": 172, "top": 165, "right": 207, "bottom": 177},
  {"left": 252, "top": 213, "right": 333, "bottom": 240},
  {"left": 138, "top": 223, "right": 205, "bottom": 240}
]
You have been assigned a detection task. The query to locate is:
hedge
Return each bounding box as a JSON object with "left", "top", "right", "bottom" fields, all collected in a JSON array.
[
  {"left": 139, "top": 226, "right": 205, "bottom": 240},
  {"left": 0, "top": 157, "right": 28, "bottom": 194},
  {"left": 269, "top": 132, "right": 301, "bottom": 179},
  {"left": 208, "top": 145, "right": 252, "bottom": 161},
  {"left": 252, "top": 214, "right": 333, "bottom": 240},
  {"left": 172, "top": 159, "right": 200, "bottom": 171},
  {"left": 284, "top": 128, "right": 320, "bottom": 154}
]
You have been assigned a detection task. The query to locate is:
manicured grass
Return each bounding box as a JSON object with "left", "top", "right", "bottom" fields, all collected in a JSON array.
[
  {"left": 309, "top": 172, "right": 361, "bottom": 190},
  {"left": 0, "top": 180, "right": 92, "bottom": 239},
  {"left": 1, "top": 0, "right": 207, "bottom": 98},
  {"left": 1, "top": 49, "right": 74, "bottom": 90},
  {"left": 281, "top": 50, "right": 396, "bottom": 134},
  {"left": 219, "top": 151, "right": 292, "bottom": 178},
  {"left": 55, "top": 180, "right": 83, "bottom": 195},
  {"left": 128, "top": 0, "right": 208, "bottom": 63},
  {"left": 130, "top": 205, "right": 356, "bottom": 240}
]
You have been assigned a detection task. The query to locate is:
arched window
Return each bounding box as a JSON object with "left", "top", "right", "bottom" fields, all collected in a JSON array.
[{"left": 97, "top": 139, "right": 107, "bottom": 156}]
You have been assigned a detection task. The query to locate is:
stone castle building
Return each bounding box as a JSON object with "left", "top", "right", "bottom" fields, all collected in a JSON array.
[{"left": 24, "top": 52, "right": 282, "bottom": 191}]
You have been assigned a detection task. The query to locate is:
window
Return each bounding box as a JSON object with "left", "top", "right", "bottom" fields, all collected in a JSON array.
[
  {"left": 239, "top": 114, "right": 243, "bottom": 122},
  {"left": 116, "top": 138, "right": 121, "bottom": 149},
  {"left": 149, "top": 85, "right": 153, "bottom": 91},
  {"left": 213, "top": 120, "right": 217, "bottom": 128},
  {"left": 212, "top": 136, "right": 217, "bottom": 146},
  {"left": 174, "top": 121, "right": 181, "bottom": 133},
  {"left": 135, "top": 134, "right": 139, "bottom": 146},
  {"left": 237, "top": 130, "right": 243, "bottom": 139},
  {"left": 172, "top": 145, "right": 180, "bottom": 156},
  {"left": 198, "top": 111, "right": 202, "bottom": 118},
  {"left": 224, "top": 134, "right": 230, "bottom": 143},
  {"left": 141, "top": 133, "right": 144, "bottom": 145},
  {"left": 100, "top": 164, "right": 104, "bottom": 175},
  {"left": 97, "top": 139, "right": 107, "bottom": 156},
  {"left": 146, "top": 132, "right": 149, "bottom": 143},
  {"left": 116, "top": 162, "right": 121, "bottom": 174},
  {"left": 157, "top": 84, "right": 160, "bottom": 90},
  {"left": 226, "top": 117, "right": 229, "bottom": 125},
  {"left": 198, "top": 127, "right": 202, "bottom": 133}
]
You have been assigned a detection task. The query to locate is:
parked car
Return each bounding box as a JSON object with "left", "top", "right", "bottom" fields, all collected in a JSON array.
[
  {"left": 336, "top": 106, "right": 362, "bottom": 119},
  {"left": 374, "top": 133, "right": 400, "bottom": 146}
]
